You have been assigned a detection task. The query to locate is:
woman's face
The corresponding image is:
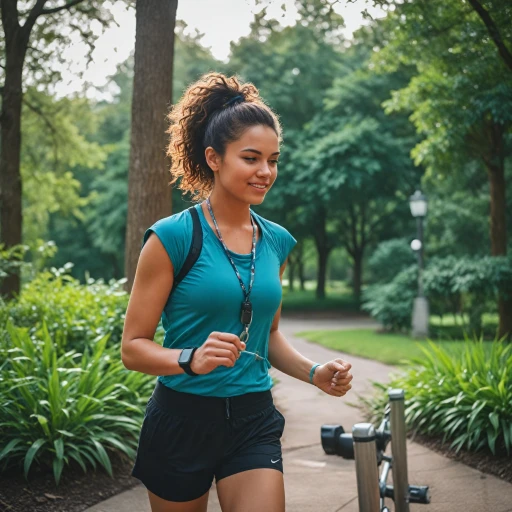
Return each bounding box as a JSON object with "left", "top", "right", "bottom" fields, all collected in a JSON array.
[{"left": 206, "top": 124, "right": 280, "bottom": 205}]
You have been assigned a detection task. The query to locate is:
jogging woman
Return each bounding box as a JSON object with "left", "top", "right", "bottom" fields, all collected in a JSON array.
[{"left": 121, "top": 72, "right": 353, "bottom": 512}]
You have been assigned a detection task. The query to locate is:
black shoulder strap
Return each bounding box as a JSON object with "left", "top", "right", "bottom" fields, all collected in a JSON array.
[{"left": 171, "top": 206, "right": 203, "bottom": 293}]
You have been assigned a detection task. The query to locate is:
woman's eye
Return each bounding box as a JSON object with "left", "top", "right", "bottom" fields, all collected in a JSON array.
[
  {"left": 271, "top": 160, "right": 279, "bottom": 165},
  {"left": 243, "top": 157, "right": 257, "bottom": 162}
]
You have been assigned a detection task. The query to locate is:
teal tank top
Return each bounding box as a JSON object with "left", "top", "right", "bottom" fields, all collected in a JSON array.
[{"left": 141, "top": 203, "right": 297, "bottom": 397}]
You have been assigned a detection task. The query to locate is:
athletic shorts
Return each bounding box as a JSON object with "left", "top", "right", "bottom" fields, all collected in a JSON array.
[{"left": 131, "top": 380, "right": 286, "bottom": 502}]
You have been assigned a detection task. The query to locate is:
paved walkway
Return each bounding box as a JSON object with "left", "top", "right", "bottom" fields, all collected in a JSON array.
[{"left": 86, "top": 316, "right": 512, "bottom": 512}]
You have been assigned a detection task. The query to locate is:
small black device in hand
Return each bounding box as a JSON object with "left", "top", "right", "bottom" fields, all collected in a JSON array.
[{"left": 178, "top": 347, "right": 199, "bottom": 376}]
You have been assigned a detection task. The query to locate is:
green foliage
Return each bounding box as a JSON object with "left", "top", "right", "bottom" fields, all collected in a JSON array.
[
  {"left": 424, "top": 256, "right": 512, "bottom": 333},
  {"left": 21, "top": 88, "right": 108, "bottom": 245},
  {"left": 368, "top": 238, "right": 416, "bottom": 284},
  {"left": 357, "top": 338, "right": 512, "bottom": 456},
  {"left": 362, "top": 265, "right": 417, "bottom": 331},
  {"left": 1, "top": 265, "right": 130, "bottom": 351},
  {"left": 282, "top": 287, "right": 359, "bottom": 312},
  {"left": 363, "top": 256, "right": 512, "bottom": 333},
  {"left": 0, "top": 321, "right": 154, "bottom": 484}
]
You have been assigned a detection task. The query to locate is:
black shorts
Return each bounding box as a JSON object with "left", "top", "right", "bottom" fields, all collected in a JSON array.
[{"left": 131, "top": 381, "right": 286, "bottom": 502}]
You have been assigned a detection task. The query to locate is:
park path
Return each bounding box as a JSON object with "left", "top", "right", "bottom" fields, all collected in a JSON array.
[{"left": 85, "top": 316, "right": 512, "bottom": 512}]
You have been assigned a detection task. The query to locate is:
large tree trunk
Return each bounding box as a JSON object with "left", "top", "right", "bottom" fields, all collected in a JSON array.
[
  {"left": 125, "top": 0, "right": 177, "bottom": 290},
  {"left": 486, "top": 134, "right": 512, "bottom": 338},
  {"left": 0, "top": 15, "right": 30, "bottom": 300}
]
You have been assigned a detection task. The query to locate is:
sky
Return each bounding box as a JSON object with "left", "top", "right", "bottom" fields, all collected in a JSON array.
[{"left": 54, "top": 0, "right": 385, "bottom": 101}]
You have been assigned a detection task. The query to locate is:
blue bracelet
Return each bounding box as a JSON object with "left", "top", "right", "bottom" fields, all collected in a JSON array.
[{"left": 309, "top": 363, "right": 321, "bottom": 384}]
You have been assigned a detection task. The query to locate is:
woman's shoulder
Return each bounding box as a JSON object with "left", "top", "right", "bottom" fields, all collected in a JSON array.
[
  {"left": 142, "top": 208, "right": 195, "bottom": 272},
  {"left": 251, "top": 210, "right": 297, "bottom": 265},
  {"left": 251, "top": 210, "right": 290, "bottom": 237},
  {"left": 150, "top": 207, "right": 193, "bottom": 233}
]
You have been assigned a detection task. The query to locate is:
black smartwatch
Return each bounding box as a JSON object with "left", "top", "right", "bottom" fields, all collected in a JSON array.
[{"left": 178, "top": 347, "right": 199, "bottom": 376}]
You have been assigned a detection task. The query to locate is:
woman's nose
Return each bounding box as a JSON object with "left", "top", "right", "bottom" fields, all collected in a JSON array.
[{"left": 257, "top": 164, "right": 272, "bottom": 177}]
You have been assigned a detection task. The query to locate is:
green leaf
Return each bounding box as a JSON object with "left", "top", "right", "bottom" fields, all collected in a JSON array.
[{"left": 24, "top": 439, "right": 47, "bottom": 479}]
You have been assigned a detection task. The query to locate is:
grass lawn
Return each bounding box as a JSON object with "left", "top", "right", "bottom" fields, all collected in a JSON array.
[{"left": 296, "top": 328, "right": 472, "bottom": 366}]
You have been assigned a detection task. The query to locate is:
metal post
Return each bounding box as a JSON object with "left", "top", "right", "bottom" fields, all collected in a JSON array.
[
  {"left": 352, "top": 423, "right": 380, "bottom": 512},
  {"left": 389, "top": 389, "right": 410, "bottom": 512},
  {"left": 416, "top": 216, "right": 424, "bottom": 297}
]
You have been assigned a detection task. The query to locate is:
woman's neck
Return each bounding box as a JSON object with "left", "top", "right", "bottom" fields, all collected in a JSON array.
[{"left": 205, "top": 189, "right": 252, "bottom": 228}]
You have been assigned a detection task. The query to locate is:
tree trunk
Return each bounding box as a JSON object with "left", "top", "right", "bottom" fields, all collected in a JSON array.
[
  {"left": 125, "top": 0, "right": 177, "bottom": 290},
  {"left": 288, "top": 257, "right": 295, "bottom": 292},
  {"left": 297, "top": 243, "right": 306, "bottom": 291},
  {"left": 0, "top": 21, "right": 30, "bottom": 299},
  {"left": 486, "top": 150, "right": 512, "bottom": 338},
  {"left": 352, "top": 250, "right": 363, "bottom": 306},
  {"left": 316, "top": 247, "right": 329, "bottom": 299},
  {"left": 313, "top": 207, "right": 331, "bottom": 300}
]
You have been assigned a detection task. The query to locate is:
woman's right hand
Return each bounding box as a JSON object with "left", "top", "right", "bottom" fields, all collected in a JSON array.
[{"left": 189, "top": 332, "right": 246, "bottom": 375}]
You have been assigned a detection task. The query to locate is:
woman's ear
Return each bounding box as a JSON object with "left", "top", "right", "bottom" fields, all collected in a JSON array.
[{"left": 205, "top": 147, "right": 221, "bottom": 173}]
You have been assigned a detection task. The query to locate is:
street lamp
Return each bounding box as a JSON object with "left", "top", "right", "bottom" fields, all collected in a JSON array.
[{"left": 409, "top": 190, "right": 429, "bottom": 338}]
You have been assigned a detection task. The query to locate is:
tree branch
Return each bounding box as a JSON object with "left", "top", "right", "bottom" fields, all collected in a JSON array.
[
  {"left": 23, "top": 0, "right": 47, "bottom": 34},
  {"left": 41, "top": 0, "right": 85, "bottom": 15},
  {"left": 466, "top": 0, "right": 512, "bottom": 73}
]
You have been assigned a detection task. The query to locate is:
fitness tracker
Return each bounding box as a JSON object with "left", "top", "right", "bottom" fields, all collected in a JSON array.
[{"left": 178, "top": 347, "right": 199, "bottom": 376}]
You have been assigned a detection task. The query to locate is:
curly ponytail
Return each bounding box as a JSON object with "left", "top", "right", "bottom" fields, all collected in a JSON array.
[{"left": 166, "top": 72, "right": 282, "bottom": 201}]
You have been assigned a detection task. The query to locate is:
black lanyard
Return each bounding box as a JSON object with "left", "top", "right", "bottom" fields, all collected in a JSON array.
[{"left": 205, "top": 198, "right": 256, "bottom": 342}]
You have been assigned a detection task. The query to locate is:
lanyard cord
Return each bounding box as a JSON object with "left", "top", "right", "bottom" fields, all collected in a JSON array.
[{"left": 205, "top": 197, "right": 256, "bottom": 303}]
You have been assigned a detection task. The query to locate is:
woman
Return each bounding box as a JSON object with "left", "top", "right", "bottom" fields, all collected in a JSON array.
[{"left": 121, "top": 72, "right": 353, "bottom": 512}]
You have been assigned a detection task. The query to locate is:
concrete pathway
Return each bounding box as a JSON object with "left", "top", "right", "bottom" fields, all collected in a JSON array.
[{"left": 86, "top": 316, "right": 512, "bottom": 512}]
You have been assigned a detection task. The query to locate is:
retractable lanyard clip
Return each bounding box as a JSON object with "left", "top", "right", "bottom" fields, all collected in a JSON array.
[{"left": 238, "top": 325, "right": 264, "bottom": 361}]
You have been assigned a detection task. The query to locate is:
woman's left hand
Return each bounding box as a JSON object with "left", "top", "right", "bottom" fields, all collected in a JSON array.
[{"left": 312, "top": 358, "right": 353, "bottom": 397}]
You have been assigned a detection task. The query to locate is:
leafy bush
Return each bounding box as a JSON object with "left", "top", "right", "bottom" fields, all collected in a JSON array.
[
  {"left": 362, "top": 265, "right": 417, "bottom": 331},
  {"left": 367, "top": 238, "right": 416, "bottom": 284},
  {"left": 356, "top": 338, "right": 512, "bottom": 455},
  {"left": 362, "top": 256, "right": 512, "bottom": 335},
  {"left": 0, "top": 321, "right": 154, "bottom": 485},
  {"left": 0, "top": 265, "right": 130, "bottom": 351}
]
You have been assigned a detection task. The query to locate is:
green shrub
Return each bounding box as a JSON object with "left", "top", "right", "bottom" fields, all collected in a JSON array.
[
  {"left": 355, "top": 338, "right": 512, "bottom": 455},
  {"left": 362, "top": 256, "right": 512, "bottom": 336},
  {"left": 367, "top": 238, "right": 416, "bottom": 284},
  {"left": 423, "top": 256, "right": 510, "bottom": 334},
  {"left": 0, "top": 321, "right": 155, "bottom": 485},
  {"left": 0, "top": 266, "right": 130, "bottom": 351},
  {"left": 362, "top": 266, "right": 417, "bottom": 331}
]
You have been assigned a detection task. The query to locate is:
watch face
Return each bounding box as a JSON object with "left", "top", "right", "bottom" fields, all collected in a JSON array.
[{"left": 179, "top": 348, "right": 193, "bottom": 364}]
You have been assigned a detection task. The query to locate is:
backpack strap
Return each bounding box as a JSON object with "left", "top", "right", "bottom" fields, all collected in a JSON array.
[{"left": 171, "top": 206, "right": 203, "bottom": 294}]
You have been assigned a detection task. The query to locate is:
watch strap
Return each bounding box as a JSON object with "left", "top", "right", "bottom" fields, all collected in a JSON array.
[{"left": 179, "top": 347, "right": 199, "bottom": 376}]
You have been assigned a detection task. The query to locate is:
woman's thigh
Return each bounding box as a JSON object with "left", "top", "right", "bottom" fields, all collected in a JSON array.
[
  {"left": 147, "top": 488, "right": 210, "bottom": 512},
  {"left": 216, "top": 468, "right": 285, "bottom": 512}
]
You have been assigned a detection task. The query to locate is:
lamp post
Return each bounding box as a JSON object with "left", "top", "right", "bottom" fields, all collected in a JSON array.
[{"left": 409, "top": 190, "right": 429, "bottom": 338}]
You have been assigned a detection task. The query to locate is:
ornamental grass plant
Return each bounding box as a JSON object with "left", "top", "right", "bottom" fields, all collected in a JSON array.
[
  {"left": 354, "top": 337, "right": 512, "bottom": 456},
  {"left": 0, "top": 321, "right": 154, "bottom": 485}
]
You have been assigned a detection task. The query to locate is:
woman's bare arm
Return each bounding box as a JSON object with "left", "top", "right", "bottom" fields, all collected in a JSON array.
[
  {"left": 267, "top": 260, "right": 317, "bottom": 383},
  {"left": 120, "top": 233, "right": 186, "bottom": 376}
]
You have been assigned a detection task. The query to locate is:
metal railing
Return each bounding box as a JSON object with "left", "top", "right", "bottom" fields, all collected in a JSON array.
[{"left": 321, "top": 388, "right": 431, "bottom": 512}]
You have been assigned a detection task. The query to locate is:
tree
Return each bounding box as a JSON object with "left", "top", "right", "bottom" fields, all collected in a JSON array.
[
  {"left": 124, "top": 0, "right": 177, "bottom": 291},
  {"left": 0, "top": 0, "right": 115, "bottom": 299},
  {"left": 46, "top": 25, "right": 219, "bottom": 282},
  {"left": 228, "top": 2, "right": 346, "bottom": 297},
  {"left": 365, "top": 0, "right": 512, "bottom": 336}
]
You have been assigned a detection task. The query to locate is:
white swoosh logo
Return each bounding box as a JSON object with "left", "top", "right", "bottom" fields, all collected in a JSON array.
[{"left": 271, "top": 458, "right": 281, "bottom": 463}]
